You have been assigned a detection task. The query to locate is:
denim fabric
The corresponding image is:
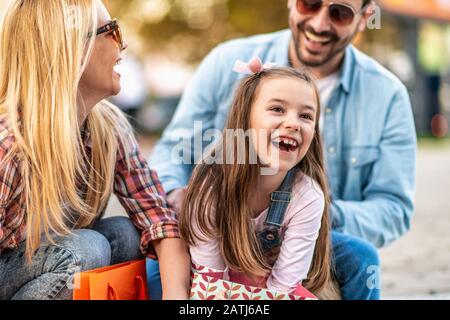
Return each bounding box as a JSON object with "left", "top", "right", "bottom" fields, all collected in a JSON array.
[
  {"left": 146, "top": 258, "right": 163, "bottom": 300},
  {"left": 0, "top": 216, "right": 142, "bottom": 300},
  {"left": 93, "top": 216, "right": 143, "bottom": 265},
  {"left": 331, "top": 231, "right": 380, "bottom": 300},
  {"left": 257, "top": 167, "right": 298, "bottom": 253}
]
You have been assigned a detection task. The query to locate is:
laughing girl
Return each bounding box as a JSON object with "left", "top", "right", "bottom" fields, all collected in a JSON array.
[{"left": 180, "top": 61, "right": 331, "bottom": 295}]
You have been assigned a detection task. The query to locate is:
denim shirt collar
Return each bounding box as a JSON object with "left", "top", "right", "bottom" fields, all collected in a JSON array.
[
  {"left": 275, "top": 30, "right": 292, "bottom": 67},
  {"left": 339, "top": 45, "right": 356, "bottom": 94}
]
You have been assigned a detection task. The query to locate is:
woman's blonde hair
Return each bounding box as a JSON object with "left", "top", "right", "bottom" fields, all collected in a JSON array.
[
  {"left": 0, "top": 0, "right": 132, "bottom": 261},
  {"left": 180, "top": 68, "right": 331, "bottom": 294}
]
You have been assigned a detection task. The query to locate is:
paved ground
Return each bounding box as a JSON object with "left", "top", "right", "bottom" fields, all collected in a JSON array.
[
  {"left": 105, "top": 137, "right": 450, "bottom": 299},
  {"left": 379, "top": 142, "right": 450, "bottom": 299}
]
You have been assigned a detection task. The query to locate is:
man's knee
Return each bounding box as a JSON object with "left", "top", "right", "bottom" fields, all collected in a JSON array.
[
  {"left": 348, "top": 236, "right": 379, "bottom": 265},
  {"left": 332, "top": 232, "right": 380, "bottom": 277}
]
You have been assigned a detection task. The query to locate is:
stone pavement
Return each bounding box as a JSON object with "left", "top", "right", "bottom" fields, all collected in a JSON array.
[{"left": 379, "top": 142, "right": 450, "bottom": 299}]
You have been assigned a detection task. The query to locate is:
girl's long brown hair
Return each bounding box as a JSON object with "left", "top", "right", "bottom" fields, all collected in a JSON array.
[{"left": 179, "top": 68, "right": 331, "bottom": 294}]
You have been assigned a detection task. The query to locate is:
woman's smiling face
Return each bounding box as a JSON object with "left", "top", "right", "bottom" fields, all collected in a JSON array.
[
  {"left": 78, "top": 1, "right": 127, "bottom": 102},
  {"left": 249, "top": 76, "right": 318, "bottom": 173}
]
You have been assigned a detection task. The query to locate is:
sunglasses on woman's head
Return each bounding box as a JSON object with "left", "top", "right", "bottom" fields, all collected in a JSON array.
[
  {"left": 296, "top": 0, "right": 365, "bottom": 27},
  {"left": 95, "top": 19, "right": 125, "bottom": 50}
]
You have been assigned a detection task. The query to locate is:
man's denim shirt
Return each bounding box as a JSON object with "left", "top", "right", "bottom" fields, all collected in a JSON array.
[{"left": 149, "top": 29, "right": 417, "bottom": 248}]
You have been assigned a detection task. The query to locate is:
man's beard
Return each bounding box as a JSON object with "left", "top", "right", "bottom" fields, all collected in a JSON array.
[{"left": 291, "top": 21, "right": 356, "bottom": 68}]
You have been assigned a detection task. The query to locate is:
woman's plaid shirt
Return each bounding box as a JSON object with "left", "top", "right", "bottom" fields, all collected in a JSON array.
[{"left": 0, "top": 117, "right": 179, "bottom": 258}]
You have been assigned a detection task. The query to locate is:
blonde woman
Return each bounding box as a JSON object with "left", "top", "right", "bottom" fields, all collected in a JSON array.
[{"left": 0, "top": 0, "right": 190, "bottom": 300}]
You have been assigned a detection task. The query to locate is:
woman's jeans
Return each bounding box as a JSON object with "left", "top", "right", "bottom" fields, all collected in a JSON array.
[
  {"left": 147, "top": 231, "right": 381, "bottom": 300},
  {"left": 0, "top": 217, "right": 143, "bottom": 300}
]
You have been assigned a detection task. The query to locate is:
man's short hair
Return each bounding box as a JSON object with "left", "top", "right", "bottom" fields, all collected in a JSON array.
[{"left": 363, "top": 0, "right": 373, "bottom": 7}]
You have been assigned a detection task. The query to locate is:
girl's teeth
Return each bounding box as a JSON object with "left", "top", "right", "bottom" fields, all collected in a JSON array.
[
  {"left": 273, "top": 138, "right": 298, "bottom": 148},
  {"left": 276, "top": 138, "right": 298, "bottom": 146}
]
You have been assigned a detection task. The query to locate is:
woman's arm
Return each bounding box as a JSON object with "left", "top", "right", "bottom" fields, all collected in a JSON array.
[
  {"left": 153, "top": 238, "right": 191, "bottom": 300},
  {"left": 113, "top": 128, "right": 191, "bottom": 298},
  {"left": 0, "top": 136, "right": 21, "bottom": 252}
]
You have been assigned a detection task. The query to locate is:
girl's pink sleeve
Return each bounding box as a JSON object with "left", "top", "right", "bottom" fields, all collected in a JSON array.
[
  {"left": 266, "top": 177, "right": 325, "bottom": 293},
  {"left": 189, "top": 236, "right": 227, "bottom": 272},
  {"left": 188, "top": 210, "right": 226, "bottom": 271}
]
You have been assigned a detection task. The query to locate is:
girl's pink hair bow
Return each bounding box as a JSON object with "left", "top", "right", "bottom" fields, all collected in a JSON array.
[{"left": 232, "top": 56, "right": 277, "bottom": 75}]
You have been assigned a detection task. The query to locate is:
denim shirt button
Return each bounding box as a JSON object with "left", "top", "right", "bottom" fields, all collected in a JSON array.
[
  {"left": 266, "top": 233, "right": 275, "bottom": 241},
  {"left": 326, "top": 108, "right": 332, "bottom": 114},
  {"left": 351, "top": 157, "right": 357, "bottom": 164},
  {"left": 328, "top": 147, "right": 336, "bottom": 154}
]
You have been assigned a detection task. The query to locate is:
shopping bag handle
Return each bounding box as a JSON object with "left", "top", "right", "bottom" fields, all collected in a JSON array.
[
  {"left": 134, "top": 276, "right": 148, "bottom": 300},
  {"left": 108, "top": 284, "right": 120, "bottom": 300},
  {"left": 107, "top": 276, "right": 147, "bottom": 300}
]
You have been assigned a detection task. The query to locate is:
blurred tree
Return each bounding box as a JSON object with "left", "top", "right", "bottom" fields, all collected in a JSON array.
[
  {"left": 105, "top": 0, "right": 392, "bottom": 65},
  {"left": 106, "top": 0, "right": 287, "bottom": 63}
]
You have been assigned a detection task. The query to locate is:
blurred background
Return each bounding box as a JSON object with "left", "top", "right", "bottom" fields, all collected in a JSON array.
[
  {"left": 1, "top": 0, "right": 449, "bottom": 299},
  {"left": 102, "top": 0, "right": 450, "bottom": 138}
]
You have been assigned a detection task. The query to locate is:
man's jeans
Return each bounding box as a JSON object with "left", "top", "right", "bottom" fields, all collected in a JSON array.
[
  {"left": 146, "top": 231, "right": 381, "bottom": 300},
  {"left": 331, "top": 231, "right": 380, "bottom": 300},
  {"left": 0, "top": 217, "right": 143, "bottom": 300}
]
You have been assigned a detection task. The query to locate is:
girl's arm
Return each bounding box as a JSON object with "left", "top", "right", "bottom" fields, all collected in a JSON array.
[
  {"left": 153, "top": 238, "right": 191, "bottom": 300},
  {"left": 188, "top": 215, "right": 227, "bottom": 272},
  {"left": 189, "top": 237, "right": 226, "bottom": 272}
]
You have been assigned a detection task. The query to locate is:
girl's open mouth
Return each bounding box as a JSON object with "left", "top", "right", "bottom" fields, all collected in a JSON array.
[{"left": 272, "top": 137, "right": 299, "bottom": 153}]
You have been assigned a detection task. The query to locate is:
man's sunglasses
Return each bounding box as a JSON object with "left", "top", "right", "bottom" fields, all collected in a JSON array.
[
  {"left": 95, "top": 19, "right": 125, "bottom": 50},
  {"left": 296, "top": 0, "right": 367, "bottom": 27}
]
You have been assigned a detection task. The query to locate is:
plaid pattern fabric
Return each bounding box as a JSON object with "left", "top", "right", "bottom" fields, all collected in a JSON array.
[{"left": 0, "top": 117, "right": 179, "bottom": 258}]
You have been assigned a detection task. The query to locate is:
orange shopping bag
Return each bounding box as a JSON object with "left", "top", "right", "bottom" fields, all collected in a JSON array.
[{"left": 73, "top": 259, "right": 149, "bottom": 300}]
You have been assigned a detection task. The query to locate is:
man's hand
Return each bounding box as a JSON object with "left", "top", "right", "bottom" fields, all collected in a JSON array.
[{"left": 167, "top": 188, "right": 187, "bottom": 214}]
